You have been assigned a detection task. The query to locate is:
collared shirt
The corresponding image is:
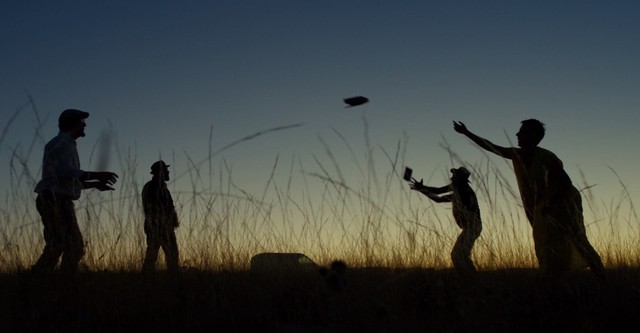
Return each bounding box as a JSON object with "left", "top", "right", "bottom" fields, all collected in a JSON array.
[{"left": 34, "top": 132, "right": 85, "bottom": 199}]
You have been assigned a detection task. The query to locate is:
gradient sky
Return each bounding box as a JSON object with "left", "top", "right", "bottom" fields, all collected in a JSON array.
[{"left": 2, "top": 1, "right": 640, "bottom": 253}]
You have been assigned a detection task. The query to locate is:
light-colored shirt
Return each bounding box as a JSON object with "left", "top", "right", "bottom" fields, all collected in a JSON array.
[
  {"left": 34, "top": 132, "right": 85, "bottom": 199},
  {"left": 511, "top": 146, "right": 587, "bottom": 270},
  {"left": 511, "top": 147, "right": 574, "bottom": 224}
]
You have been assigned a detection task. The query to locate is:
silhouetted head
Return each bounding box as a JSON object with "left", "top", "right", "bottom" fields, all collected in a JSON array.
[
  {"left": 517, "top": 119, "right": 545, "bottom": 149},
  {"left": 320, "top": 260, "right": 348, "bottom": 293},
  {"left": 150, "top": 160, "right": 170, "bottom": 181},
  {"left": 450, "top": 167, "right": 471, "bottom": 183},
  {"left": 330, "top": 260, "right": 347, "bottom": 274},
  {"left": 58, "top": 109, "right": 89, "bottom": 138}
]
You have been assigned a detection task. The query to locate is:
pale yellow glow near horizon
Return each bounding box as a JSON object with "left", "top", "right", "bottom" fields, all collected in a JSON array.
[{"left": 4, "top": 185, "right": 638, "bottom": 272}]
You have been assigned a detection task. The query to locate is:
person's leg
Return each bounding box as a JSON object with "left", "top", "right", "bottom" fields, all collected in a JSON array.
[
  {"left": 571, "top": 232, "right": 606, "bottom": 281},
  {"left": 59, "top": 200, "right": 85, "bottom": 274},
  {"left": 562, "top": 195, "right": 606, "bottom": 281},
  {"left": 143, "top": 231, "right": 161, "bottom": 273},
  {"left": 162, "top": 229, "right": 180, "bottom": 273},
  {"left": 533, "top": 211, "right": 575, "bottom": 279},
  {"left": 451, "top": 229, "right": 476, "bottom": 274},
  {"left": 32, "top": 192, "right": 64, "bottom": 273}
]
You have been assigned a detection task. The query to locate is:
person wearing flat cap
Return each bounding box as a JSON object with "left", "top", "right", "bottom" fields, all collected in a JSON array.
[
  {"left": 141, "top": 160, "right": 180, "bottom": 273},
  {"left": 32, "top": 109, "right": 119, "bottom": 275},
  {"left": 410, "top": 167, "right": 482, "bottom": 276}
]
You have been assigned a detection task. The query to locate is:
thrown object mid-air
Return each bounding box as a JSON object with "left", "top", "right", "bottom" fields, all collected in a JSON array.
[{"left": 343, "top": 96, "right": 369, "bottom": 107}]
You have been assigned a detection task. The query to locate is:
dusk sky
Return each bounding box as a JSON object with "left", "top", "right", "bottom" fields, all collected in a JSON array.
[{"left": 2, "top": 1, "right": 640, "bottom": 258}]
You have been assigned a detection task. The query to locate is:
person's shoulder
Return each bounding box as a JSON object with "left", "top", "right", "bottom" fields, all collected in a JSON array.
[
  {"left": 45, "top": 132, "right": 64, "bottom": 145},
  {"left": 142, "top": 180, "right": 155, "bottom": 190},
  {"left": 535, "top": 147, "right": 560, "bottom": 160},
  {"left": 462, "top": 184, "right": 477, "bottom": 195},
  {"left": 47, "top": 132, "right": 76, "bottom": 148}
]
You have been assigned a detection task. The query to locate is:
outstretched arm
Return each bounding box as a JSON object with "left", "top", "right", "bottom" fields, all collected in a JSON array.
[
  {"left": 410, "top": 181, "right": 451, "bottom": 195},
  {"left": 423, "top": 192, "right": 453, "bottom": 203},
  {"left": 410, "top": 181, "right": 452, "bottom": 202},
  {"left": 453, "top": 121, "right": 515, "bottom": 159}
]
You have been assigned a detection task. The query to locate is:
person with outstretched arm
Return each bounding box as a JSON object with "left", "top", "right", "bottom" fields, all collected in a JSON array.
[
  {"left": 453, "top": 119, "right": 605, "bottom": 281},
  {"left": 410, "top": 167, "right": 482, "bottom": 276}
]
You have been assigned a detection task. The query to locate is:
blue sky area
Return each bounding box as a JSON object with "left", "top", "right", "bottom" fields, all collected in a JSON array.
[{"left": 2, "top": 1, "right": 639, "bottom": 254}]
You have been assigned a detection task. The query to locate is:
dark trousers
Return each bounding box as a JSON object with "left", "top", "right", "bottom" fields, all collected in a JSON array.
[
  {"left": 451, "top": 224, "right": 482, "bottom": 275},
  {"left": 33, "top": 191, "right": 85, "bottom": 274},
  {"left": 142, "top": 226, "right": 179, "bottom": 273}
]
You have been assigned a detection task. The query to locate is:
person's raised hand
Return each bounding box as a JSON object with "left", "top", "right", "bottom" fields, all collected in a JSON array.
[
  {"left": 453, "top": 121, "right": 469, "bottom": 135},
  {"left": 409, "top": 179, "right": 425, "bottom": 191}
]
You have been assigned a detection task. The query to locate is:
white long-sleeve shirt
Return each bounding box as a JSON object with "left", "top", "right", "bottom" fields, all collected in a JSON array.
[{"left": 34, "top": 132, "right": 85, "bottom": 199}]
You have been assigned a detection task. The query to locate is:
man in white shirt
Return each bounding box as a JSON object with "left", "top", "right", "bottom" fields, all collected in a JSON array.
[{"left": 32, "top": 109, "right": 118, "bottom": 275}]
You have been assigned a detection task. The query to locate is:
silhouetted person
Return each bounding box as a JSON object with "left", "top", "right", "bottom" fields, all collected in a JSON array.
[
  {"left": 320, "top": 260, "right": 348, "bottom": 293},
  {"left": 453, "top": 119, "right": 606, "bottom": 280},
  {"left": 141, "top": 160, "right": 180, "bottom": 273},
  {"left": 32, "top": 109, "right": 118, "bottom": 275},
  {"left": 410, "top": 167, "right": 482, "bottom": 275}
]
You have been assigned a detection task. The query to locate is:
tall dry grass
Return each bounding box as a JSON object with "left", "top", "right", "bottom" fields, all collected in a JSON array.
[{"left": 1, "top": 98, "right": 639, "bottom": 273}]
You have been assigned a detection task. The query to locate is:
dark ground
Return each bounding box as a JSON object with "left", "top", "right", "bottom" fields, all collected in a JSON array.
[{"left": 2, "top": 267, "right": 640, "bottom": 332}]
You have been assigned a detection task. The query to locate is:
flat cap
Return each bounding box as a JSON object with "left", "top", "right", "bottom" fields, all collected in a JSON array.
[
  {"left": 150, "top": 160, "right": 170, "bottom": 174},
  {"left": 59, "top": 109, "right": 89, "bottom": 123}
]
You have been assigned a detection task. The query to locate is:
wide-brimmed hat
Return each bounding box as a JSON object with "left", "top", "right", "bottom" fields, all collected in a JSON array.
[{"left": 450, "top": 167, "right": 471, "bottom": 181}]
